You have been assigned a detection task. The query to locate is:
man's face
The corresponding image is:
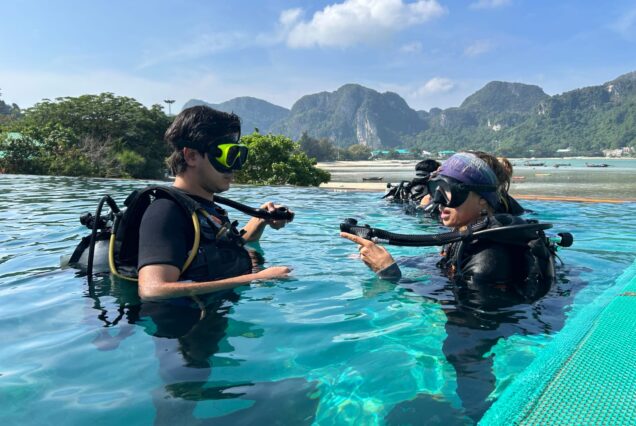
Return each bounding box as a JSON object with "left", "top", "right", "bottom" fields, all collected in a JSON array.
[{"left": 199, "top": 152, "right": 233, "bottom": 194}]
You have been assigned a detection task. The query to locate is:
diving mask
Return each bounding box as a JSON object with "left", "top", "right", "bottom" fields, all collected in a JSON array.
[
  {"left": 426, "top": 176, "right": 497, "bottom": 208},
  {"left": 206, "top": 133, "right": 249, "bottom": 173}
]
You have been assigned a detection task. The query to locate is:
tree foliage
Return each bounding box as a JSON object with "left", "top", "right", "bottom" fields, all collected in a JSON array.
[
  {"left": 298, "top": 131, "right": 337, "bottom": 161},
  {"left": 234, "top": 133, "right": 330, "bottom": 186},
  {"left": 0, "top": 89, "right": 21, "bottom": 124},
  {"left": 0, "top": 93, "right": 171, "bottom": 178}
]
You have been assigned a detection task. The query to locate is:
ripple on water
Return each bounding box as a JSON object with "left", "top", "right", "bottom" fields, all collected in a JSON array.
[{"left": 0, "top": 175, "right": 635, "bottom": 425}]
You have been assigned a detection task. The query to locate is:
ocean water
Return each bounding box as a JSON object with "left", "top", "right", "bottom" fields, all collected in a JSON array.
[{"left": 1, "top": 175, "right": 635, "bottom": 425}]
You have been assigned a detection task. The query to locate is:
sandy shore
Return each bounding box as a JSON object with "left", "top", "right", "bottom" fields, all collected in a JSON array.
[
  {"left": 318, "top": 181, "right": 636, "bottom": 202},
  {"left": 316, "top": 159, "right": 636, "bottom": 201}
]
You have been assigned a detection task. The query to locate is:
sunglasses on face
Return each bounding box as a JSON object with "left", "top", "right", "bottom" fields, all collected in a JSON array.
[{"left": 426, "top": 176, "right": 496, "bottom": 208}]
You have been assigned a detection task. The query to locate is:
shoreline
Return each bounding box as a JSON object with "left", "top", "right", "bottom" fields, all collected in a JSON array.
[{"left": 318, "top": 181, "right": 636, "bottom": 203}]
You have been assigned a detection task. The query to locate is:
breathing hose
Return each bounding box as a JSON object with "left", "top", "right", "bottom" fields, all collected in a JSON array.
[
  {"left": 340, "top": 217, "right": 562, "bottom": 247},
  {"left": 214, "top": 195, "right": 294, "bottom": 222}
]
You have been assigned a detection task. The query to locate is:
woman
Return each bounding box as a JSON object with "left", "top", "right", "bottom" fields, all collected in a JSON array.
[
  {"left": 342, "top": 151, "right": 559, "bottom": 421},
  {"left": 342, "top": 151, "right": 554, "bottom": 300}
]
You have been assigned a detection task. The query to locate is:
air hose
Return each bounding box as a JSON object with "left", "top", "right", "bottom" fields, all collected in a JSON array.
[
  {"left": 214, "top": 195, "right": 294, "bottom": 222},
  {"left": 340, "top": 217, "right": 569, "bottom": 248}
]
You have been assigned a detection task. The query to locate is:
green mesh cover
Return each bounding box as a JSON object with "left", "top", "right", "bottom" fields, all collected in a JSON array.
[{"left": 481, "top": 260, "right": 636, "bottom": 425}]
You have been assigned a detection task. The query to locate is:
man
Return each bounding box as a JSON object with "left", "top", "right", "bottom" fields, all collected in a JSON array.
[{"left": 137, "top": 105, "right": 291, "bottom": 301}]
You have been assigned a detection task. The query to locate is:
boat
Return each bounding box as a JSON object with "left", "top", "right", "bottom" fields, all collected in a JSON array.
[
  {"left": 523, "top": 161, "right": 546, "bottom": 167},
  {"left": 585, "top": 163, "right": 610, "bottom": 168},
  {"left": 553, "top": 163, "right": 571, "bottom": 168},
  {"left": 511, "top": 176, "right": 526, "bottom": 182},
  {"left": 362, "top": 177, "right": 383, "bottom": 182}
]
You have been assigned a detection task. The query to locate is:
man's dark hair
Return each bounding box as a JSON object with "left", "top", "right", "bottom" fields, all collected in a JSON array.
[
  {"left": 165, "top": 105, "right": 241, "bottom": 175},
  {"left": 415, "top": 159, "right": 440, "bottom": 175}
]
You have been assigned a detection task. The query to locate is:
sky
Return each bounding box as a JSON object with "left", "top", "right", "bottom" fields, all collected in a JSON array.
[{"left": 2, "top": 0, "right": 636, "bottom": 112}]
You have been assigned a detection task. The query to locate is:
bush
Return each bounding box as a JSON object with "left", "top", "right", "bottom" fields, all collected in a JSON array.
[{"left": 234, "top": 133, "right": 330, "bottom": 186}]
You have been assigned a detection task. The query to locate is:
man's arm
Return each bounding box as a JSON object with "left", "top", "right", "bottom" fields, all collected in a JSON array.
[
  {"left": 138, "top": 264, "right": 291, "bottom": 301},
  {"left": 241, "top": 201, "right": 291, "bottom": 242}
]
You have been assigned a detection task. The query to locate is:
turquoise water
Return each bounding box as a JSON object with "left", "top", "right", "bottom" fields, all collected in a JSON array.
[{"left": 1, "top": 175, "right": 635, "bottom": 425}]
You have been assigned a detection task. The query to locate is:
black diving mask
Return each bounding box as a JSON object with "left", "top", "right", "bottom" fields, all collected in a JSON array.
[
  {"left": 205, "top": 132, "right": 249, "bottom": 173},
  {"left": 426, "top": 176, "right": 497, "bottom": 208}
]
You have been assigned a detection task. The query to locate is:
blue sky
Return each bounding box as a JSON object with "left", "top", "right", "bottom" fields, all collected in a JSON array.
[{"left": 2, "top": 0, "right": 636, "bottom": 111}]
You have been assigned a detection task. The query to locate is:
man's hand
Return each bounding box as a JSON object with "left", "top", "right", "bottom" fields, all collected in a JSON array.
[
  {"left": 260, "top": 201, "right": 292, "bottom": 230},
  {"left": 255, "top": 266, "right": 292, "bottom": 280},
  {"left": 340, "top": 232, "right": 396, "bottom": 273}
]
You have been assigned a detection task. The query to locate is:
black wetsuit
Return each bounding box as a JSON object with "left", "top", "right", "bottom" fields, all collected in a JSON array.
[
  {"left": 136, "top": 193, "right": 266, "bottom": 422},
  {"left": 138, "top": 193, "right": 253, "bottom": 286},
  {"left": 437, "top": 214, "right": 556, "bottom": 307}
]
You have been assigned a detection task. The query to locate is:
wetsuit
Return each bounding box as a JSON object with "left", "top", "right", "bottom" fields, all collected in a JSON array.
[
  {"left": 137, "top": 192, "right": 254, "bottom": 285},
  {"left": 437, "top": 214, "right": 556, "bottom": 305}
]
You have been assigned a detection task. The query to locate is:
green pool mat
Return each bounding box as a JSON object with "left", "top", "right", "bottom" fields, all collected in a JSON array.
[{"left": 481, "top": 259, "right": 636, "bottom": 425}]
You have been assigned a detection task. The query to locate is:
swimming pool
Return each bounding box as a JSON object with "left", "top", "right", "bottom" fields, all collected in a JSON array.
[{"left": 1, "top": 175, "right": 635, "bottom": 425}]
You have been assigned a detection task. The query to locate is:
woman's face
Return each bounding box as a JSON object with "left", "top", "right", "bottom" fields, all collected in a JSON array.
[{"left": 439, "top": 191, "right": 486, "bottom": 228}]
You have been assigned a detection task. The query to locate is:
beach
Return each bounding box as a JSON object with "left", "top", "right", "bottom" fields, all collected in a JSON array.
[{"left": 317, "top": 158, "right": 636, "bottom": 201}]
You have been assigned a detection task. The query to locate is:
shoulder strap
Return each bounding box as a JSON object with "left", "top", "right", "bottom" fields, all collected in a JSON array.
[{"left": 111, "top": 185, "right": 202, "bottom": 279}]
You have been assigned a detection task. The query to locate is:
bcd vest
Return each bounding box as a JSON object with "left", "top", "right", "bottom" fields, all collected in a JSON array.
[{"left": 69, "top": 186, "right": 252, "bottom": 282}]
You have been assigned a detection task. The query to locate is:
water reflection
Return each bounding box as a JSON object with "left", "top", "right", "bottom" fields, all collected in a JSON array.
[
  {"left": 379, "top": 256, "right": 587, "bottom": 423},
  {"left": 81, "top": 274, "right": 319, "bottom": 425}
]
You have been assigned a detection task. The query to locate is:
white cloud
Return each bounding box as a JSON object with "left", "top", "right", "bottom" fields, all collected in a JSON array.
[
  {"left": 464, "top": 40, "right": 494, "bottom": 57},
  {"left": 470, "top": 0, "right": 511, "bottom": 10},
  {"left": 400, "top": 41, "right": 423, "bottom": 53},
  {"left": 284, "top": 0, "right": 446, "bottom": 48},
  {"left": 138, "top": 32, "right": 252, "bottom": 68},
  {"left": 414, "top": 77, "right": 455, "bottom": 96}
]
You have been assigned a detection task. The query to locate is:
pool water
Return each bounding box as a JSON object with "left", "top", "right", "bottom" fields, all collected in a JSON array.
[{"left": 1, "top": 175, "right": 635, "bottom": 425}]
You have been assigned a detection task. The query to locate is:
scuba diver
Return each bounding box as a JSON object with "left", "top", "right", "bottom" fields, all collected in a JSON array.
[
  {"left": 383, "top": 159, "right": 441, "bottom": 204},
  {"left": 68, "top": 105, "right": 300, "bottom": 424},
  {"left": 69, "top": 105, "right": 294, "bottom": 297},
  {"left": 383, "top": 158, "right": 441, "bottom": 216},
  {"left": 340, "top": 151, "right": 573, "bottom": 421},
  {"left": 134, "top": 106, "right": 292, "bottom": 300},
  {"left": 341, "top": 151, "right": 561, "bottom": 297}
]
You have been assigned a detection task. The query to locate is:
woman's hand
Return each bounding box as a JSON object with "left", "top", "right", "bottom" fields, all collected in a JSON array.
[{"left": 340, "top": 232, "right": 396, "bottom": 273}]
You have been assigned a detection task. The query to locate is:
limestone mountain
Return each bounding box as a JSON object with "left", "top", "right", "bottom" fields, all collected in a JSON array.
[
  {"left": 182, "top": 97, "right": 290, "bottom": 135},
  {"left": 460, "top": 81, "right": 549, "bottom": 115},
  {"left": 494, "top": 71, "right": 636, "bottom": 155},
  {"left": 271, "top": 84, "right": 426, "bottom": 148},
  {"left": 182, "top": 70, "right": 636, "bottom": 156}
]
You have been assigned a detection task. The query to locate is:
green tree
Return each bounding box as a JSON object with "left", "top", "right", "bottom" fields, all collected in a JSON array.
[
  {"left": 0, "top": 89, "right": 21, "bottom": 124},
  {"left": 347, "top": 144, "right": 372, "bottom": 160},
  {"left": 0, "top": 133, "right": 44, "bottom": 174},
  {"left": 297, "top": 131, "right": 337, "bottom": 161},
  {"left": 235, "top": 133, "right": 330, "bottom": 186},
  {"left": 2, "top": 93, "right": 171, "bottom": 178}
]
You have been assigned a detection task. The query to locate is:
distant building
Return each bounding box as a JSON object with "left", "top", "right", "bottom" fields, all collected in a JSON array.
[
  {"left": 602, "top": 147, "right": 635, "bottom": 158},
  {"left": 438, "top": 150, "right": 456, "bottom": 158},
  {"left": 371, "top": 149, "right": 411, "bottom": 157}
]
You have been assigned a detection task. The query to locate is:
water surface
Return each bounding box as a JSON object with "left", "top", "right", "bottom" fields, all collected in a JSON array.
[{"left": 1, "top": 175, "right": 634, "bottom": 425}]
